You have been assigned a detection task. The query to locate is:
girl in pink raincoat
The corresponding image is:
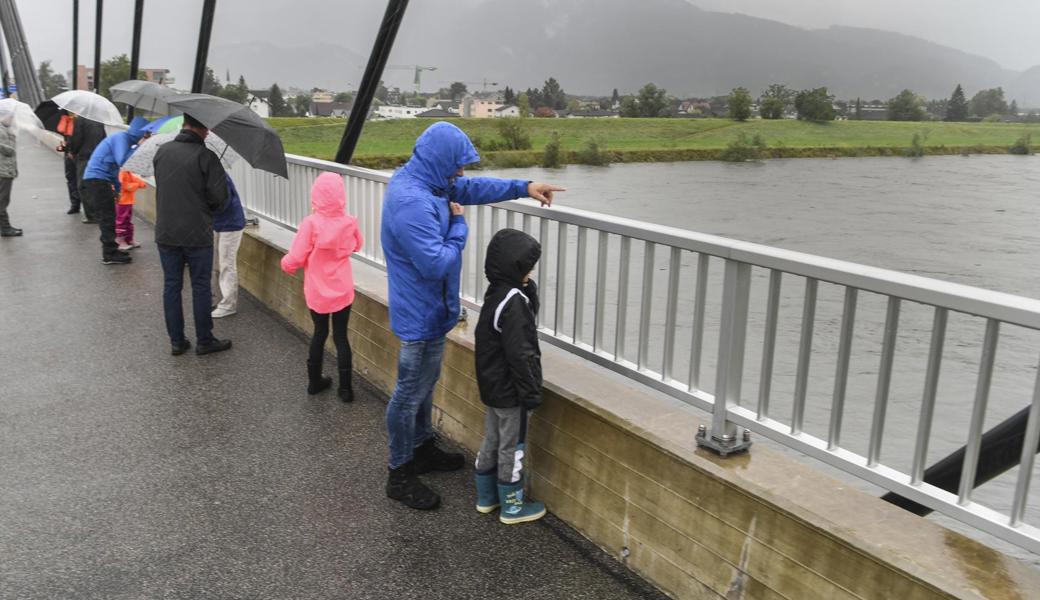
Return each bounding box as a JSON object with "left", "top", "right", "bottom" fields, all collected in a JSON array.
[{"left": 281, "top": 172, "right": 363, "bottom": 402}]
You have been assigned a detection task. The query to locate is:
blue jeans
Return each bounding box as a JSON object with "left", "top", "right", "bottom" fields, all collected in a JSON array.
[
  {"left": 158, "top": 244, "right": 216, "bottom": 345},
  {"left": 386, "top": 337, "right": 446, "bottom": 469}
]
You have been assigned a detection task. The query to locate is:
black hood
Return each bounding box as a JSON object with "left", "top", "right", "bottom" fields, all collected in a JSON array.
[{"left": 485, "top": 229, "right": 541, "bottom": 287}]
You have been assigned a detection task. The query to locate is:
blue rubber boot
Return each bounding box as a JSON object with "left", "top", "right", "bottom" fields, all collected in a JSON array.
[
  {"left": 475, "top": 471, "right": 500, "bottom": 513},
  {"left": 497, "top": 479, "right": 546, "bottom": 525}
]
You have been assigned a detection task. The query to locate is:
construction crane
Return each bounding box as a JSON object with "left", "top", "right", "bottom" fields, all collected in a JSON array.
[{"left": 385, "top": 64, "right": 437, "bottom": 93}]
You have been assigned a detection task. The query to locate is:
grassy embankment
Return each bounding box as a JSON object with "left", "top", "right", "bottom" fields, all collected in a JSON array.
[{"left": 267, "top": 117, "right": 1040, "bottom": 169}]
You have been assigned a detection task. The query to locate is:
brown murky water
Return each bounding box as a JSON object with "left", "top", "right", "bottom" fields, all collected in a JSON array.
[{"left": 483, "top": 155, "right": 1040, "bottom": 564}]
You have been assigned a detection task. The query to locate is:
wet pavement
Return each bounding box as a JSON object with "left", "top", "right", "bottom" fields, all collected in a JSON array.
[{"left": 0, "top": 139, "right": 666, "bottom": 599}]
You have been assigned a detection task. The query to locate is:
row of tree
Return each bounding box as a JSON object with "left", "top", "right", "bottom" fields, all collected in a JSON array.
[
  {"left": 724, "top": 81, "right": 1022, "bottom": 123},
  {"left": 884, "top": 85, "right": 1016, "bottom": 122}
]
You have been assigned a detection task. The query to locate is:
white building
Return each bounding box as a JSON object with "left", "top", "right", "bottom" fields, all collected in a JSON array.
[
  {"left": 493, "top": 105, "right": 520, "bottom": 118},
  {"left": 246, "top": 93, "right": 270, "bottom": 118},
  {"left": 373, "top": 105, "right": 428, "bottom": 119}
]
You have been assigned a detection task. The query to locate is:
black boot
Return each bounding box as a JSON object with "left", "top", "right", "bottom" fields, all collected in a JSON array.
[
  {"left": 413, "top": 438, "right": 465, "bottom": 474},
  {"left": 338, "top": 369, "right": 354, "bottom": 403},
  {"left": 307, "top": 359, "right": 332, "bottom": 394},
  {"left": 386, "top": 462, "right": 440, "bottom": 510}
]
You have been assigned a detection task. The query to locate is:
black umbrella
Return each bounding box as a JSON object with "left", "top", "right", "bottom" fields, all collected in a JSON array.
[
  {"left": 34, "top": 100, "right": 62, "bottom": 132},
  {"left": 166, "top": 94, "right": 288, "bottom": 178},
  {"left": 110, "top": 80, "right": 184, "bottom": 115}
]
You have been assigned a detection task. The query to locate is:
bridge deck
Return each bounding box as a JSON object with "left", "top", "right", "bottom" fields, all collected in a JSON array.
[{"left": 0, "top": 139, "right": 663, "bottom": 599}]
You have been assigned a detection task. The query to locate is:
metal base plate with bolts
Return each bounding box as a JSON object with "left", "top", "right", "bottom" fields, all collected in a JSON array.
[{"left": 696, "top": 425, "right": 752, "bottom": 457}]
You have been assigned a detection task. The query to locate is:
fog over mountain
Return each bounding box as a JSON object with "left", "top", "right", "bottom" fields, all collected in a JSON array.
[{"left": 207, "top": 0, "right": 1040, "bottom": 105}]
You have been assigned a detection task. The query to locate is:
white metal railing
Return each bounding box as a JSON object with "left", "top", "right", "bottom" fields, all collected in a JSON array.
[{"left": 231, "top": 153, "right": 1040, "bottom": 554}]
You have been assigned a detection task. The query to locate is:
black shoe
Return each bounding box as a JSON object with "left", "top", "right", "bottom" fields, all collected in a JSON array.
[
  {"left": 338, "top": 369, "right": 354, "bottom": 403},
  {"left": 386, "top": 463, "right": 441, "bottom": 510},
  {"left": 413, "top": 438, "right": 465, "bottom": 474},
  {"left": 196, "top": 338, "right": 232, "bottom": 356},
  {"left": 1, "top": 227, "right": 22, "bottom": 237},
  {"left": 171, "top": 340, "right": 191, "bottom": 356},
  {"left": 82, "top": 218, "right": 96, "bottom": 224},
  {"left": 102, "top": 253, "right": 132, "bottom": 265},
  {"left": 67, "top": 207, "right": 80, "bottom": 214},
  {"left": 307, "top": 359, "right": 332, "bottom": 394}
]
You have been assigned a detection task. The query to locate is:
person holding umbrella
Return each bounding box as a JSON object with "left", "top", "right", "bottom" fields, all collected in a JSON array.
[
  {"left": 81, "top": 116, "right": 149, "bottom": 264},
  {"left": 152, "top": 114, "right": 231, "bottom": 356},
  {"left": 67, "top": 115, "right": 106, "bottom": 223}
]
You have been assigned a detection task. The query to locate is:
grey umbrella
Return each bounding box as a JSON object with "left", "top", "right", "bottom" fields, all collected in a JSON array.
[
  {"left": 166, "top": 94, "right": 288, "bottom": 178},
  {"left": 110, "top": 80, "right": 184, "bottom": 115}
]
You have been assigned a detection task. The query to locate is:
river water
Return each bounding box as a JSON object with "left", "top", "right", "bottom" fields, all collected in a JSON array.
[{"left": 482, "top": 156, "right": 1040, "bottom": 563}]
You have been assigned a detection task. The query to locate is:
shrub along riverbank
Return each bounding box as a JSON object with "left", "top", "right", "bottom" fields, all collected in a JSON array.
[{"left": 268, "top": 117, "right": 1040, "bottom": 169}]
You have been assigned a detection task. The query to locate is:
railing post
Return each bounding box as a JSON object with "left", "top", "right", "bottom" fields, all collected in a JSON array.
[{"left": 697, "top": 259, "right": 752, "bottom": 456}]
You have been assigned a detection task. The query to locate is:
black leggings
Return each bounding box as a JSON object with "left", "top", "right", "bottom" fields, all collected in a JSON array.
[{"left": 309, "top": 305, "right": 353, "bottom": 371}]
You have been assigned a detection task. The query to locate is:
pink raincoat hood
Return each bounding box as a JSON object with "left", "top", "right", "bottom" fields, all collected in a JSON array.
[
  {"left": 280, "top": 171, "right": 364, "bottom": 314},
  {"left": 312, "top": 172, "right": 346, "bottom": 217}
]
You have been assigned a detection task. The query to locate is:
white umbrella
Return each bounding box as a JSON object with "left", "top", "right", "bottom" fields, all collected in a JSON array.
[
  {"left": 0, "top": 99, "right": 44, "bottom": 134},
  {"left": 122, "top": 131, "right": 240, "bottom": 177},
  {"left": 51, "top": 90, "right": 124, "bottom": 126}
]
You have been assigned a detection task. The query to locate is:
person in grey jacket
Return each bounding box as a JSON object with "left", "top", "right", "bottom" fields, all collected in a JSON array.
[
  {"left": 153, "top": 114, "right": 231, "bottom": 356},
  {"left": 0, "top": 117, "right": 21, "bottom": 237}
]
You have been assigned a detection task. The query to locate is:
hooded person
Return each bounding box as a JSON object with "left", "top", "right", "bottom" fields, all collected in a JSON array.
[
  {"left": 81, "top": 116, "right": 150, "bottom": 264},
  {"left": 380, "top": 121, "right": 565, "bottom": 511},
  {"left": 281, "top": 171, "right": 364, "bottom": 402},
  {"left": 0, "top": 112, "right": 20, "bottom": 237},
  {"left": 473, "top": 228, "right": 546, "bottom": 524}
]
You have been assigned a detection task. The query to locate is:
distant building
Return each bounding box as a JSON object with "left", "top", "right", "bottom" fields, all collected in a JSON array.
[
  {"left": 565, "top": 109, "right": 619, "bottom": 118},
  {"left": 373, "top": 105, "right": 428, "bottom": 119},
  {"left": 246, "top": 93, "right": 270, "bottom": 118},
  {"left": 311, "top": 101, "right": 353, "bottom": 118},
  {"left": 71, "top": 65, "right": 172, "bottom": 91},
  {"left": 311, "top": 90, "right": 334, "bottom": 103},
  {"left": 493, "top": 105, "right": 520, "bottom": 118},
  {"left": 460, "top": 96, "right": 503, "bottom": 118},
  {"left": 416, "top": 108, "right": 457, "bottom": 118}
]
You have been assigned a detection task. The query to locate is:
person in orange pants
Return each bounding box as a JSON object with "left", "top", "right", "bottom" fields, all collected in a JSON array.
[{"left": 116, "top": 170, "right": 147, "bottom": 250}]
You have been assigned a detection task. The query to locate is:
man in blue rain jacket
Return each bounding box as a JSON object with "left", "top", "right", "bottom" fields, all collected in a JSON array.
[
  {"left": 82, "top": 116, "right": 149, "bottom": 265},
  {"left": 381, "top": 121, "right": 564, "bottom": 510}
]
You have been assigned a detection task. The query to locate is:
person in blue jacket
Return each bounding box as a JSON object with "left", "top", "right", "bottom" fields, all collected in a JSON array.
[
  {"left": 381, "top": 121, "right": 564, "bottom": 510},
  {"left": 81, "top": 117, "right": 149, "bottom": 265},
  {"left": 211, "top": 174, "right": 246, "bottom": 319}
]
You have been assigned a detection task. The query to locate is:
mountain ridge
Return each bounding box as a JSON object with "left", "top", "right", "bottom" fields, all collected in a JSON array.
[{"left": 209, "top": 0, "right": 1040, "bottom": 106}]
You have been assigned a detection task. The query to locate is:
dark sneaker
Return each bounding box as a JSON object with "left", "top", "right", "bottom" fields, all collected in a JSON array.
[
  {"left": 413, "top": 438, "right": 465, "bottom": 474},
  {"left": 171, "top": 340, "right": 191, "bottom": 356},
  {"left": 196, "top": 338, "right": 232, "bottom": 356},
  {"left": 102, "top": 253, "right": 132, "bottom": 265},
  {"left": 1, "top": 227, "right": 23, "bottom": 237},
  {"left": 386, "top": 463, "right": 441, "bottom": 510},
  {"left": 66, "top": 207, "right": 80, "bottom": 214}
]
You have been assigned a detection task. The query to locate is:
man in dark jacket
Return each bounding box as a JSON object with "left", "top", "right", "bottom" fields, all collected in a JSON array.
[
  {"left": 153, "top": 114, "right": 231, "bottom": 356},
  {"left": 473, "top": 228, "right": 546, "bottom": 524},
  {"left": 67, "top": 115, "right": 106, "bottom": 223}
]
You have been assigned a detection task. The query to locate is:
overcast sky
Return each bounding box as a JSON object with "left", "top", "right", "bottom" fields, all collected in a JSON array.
[{"left": 12, "top": 0, "right": 1040, "bottom": 89}]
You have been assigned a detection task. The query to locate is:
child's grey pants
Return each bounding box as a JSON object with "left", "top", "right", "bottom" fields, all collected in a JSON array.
[{"left": 475, "top": 406, "right": 529, "bottom": 483}]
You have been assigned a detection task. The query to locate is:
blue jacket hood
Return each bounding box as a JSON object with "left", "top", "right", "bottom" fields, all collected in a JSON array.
[
  {"left": 402, "top": 122, "right": 480, "bottom": 193},
  {"left": 127, "top": 117, "right": 148, "bottom": 143}
]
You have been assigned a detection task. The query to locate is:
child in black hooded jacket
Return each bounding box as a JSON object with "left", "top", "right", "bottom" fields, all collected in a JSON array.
[{"left": 473, "top": 228, "right": 546, "bottom": 524}]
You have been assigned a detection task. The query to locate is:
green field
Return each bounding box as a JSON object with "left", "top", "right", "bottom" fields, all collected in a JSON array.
[{"left": 267, "top": 117, "right": 1040, "bottom": 168}]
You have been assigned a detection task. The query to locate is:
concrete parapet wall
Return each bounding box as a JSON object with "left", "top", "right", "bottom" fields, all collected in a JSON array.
[{"left": 126, "top": 175, "right": 1040, "bottom": 600}]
